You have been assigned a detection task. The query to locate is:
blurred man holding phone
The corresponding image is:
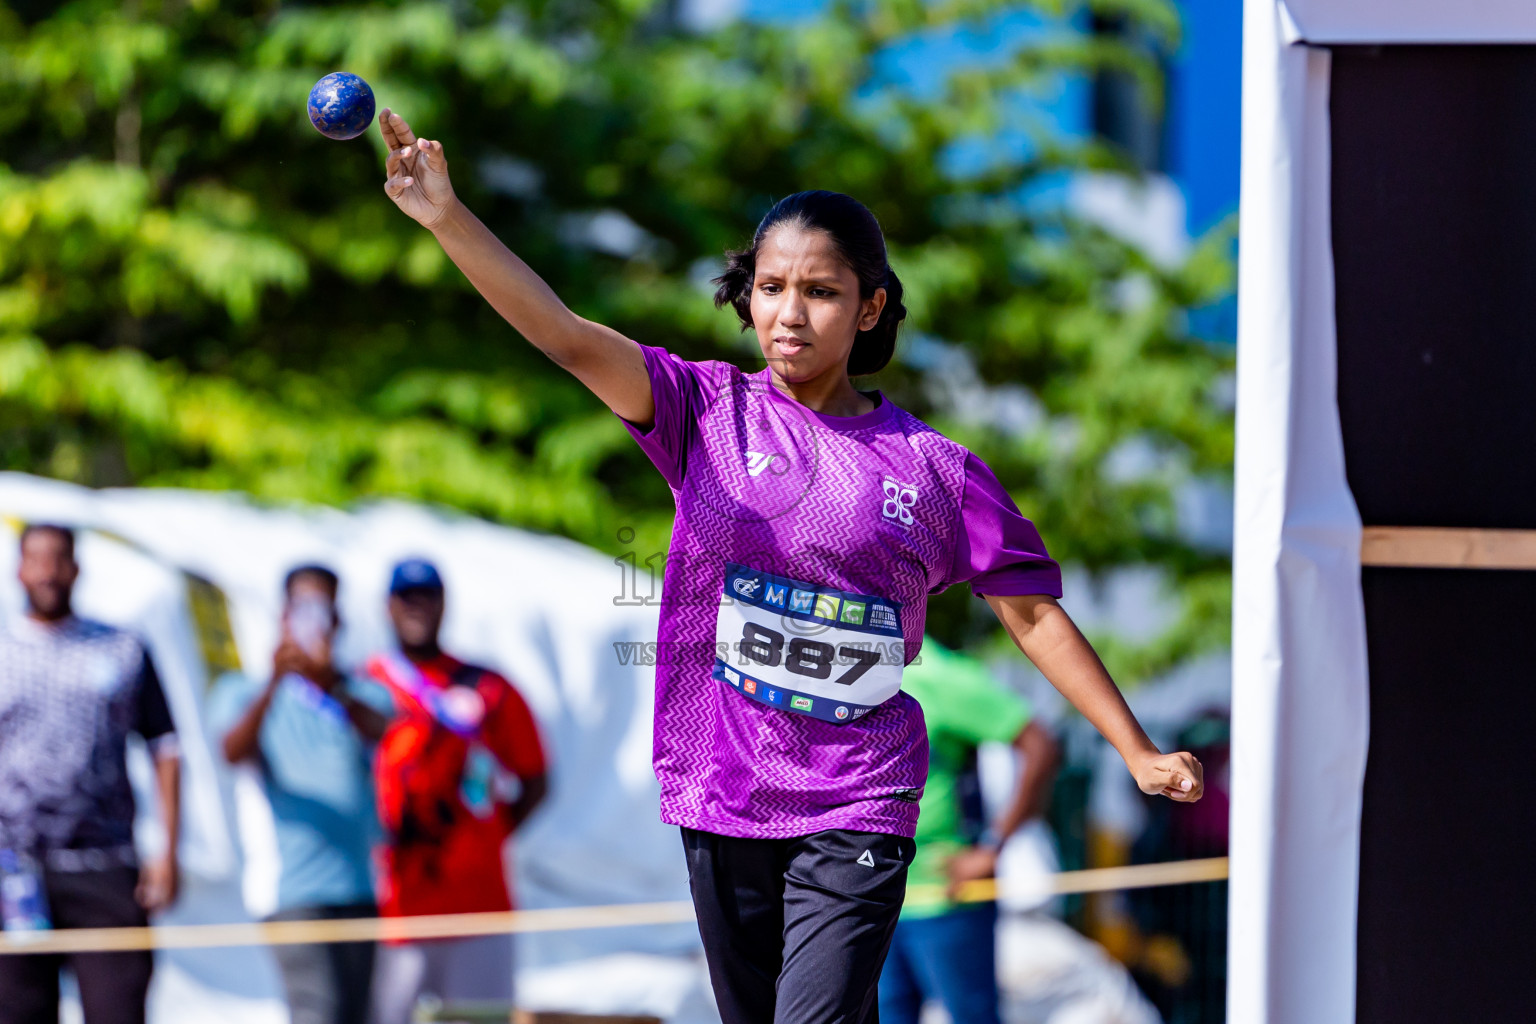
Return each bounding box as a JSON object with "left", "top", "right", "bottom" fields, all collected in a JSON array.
[{"left": 208, "top": 565, "right": 389, "bottom": 1024}]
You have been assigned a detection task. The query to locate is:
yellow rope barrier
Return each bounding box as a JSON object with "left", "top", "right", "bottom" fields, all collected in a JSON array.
[
  {"left": 946, "top": 855, "right": 1230, "bottom": 903},
  {"left": 0, "top": 857, "right": 1228, "bottom": 956}
]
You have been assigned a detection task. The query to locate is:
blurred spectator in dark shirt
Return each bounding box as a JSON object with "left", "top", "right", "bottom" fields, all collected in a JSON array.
[
  {"left": 366, "top": 559, "right": 547, "bottom": 1024},
  {"left": 208, "top": 565, "right": 390, "bottom": 1024},
  {"left": 0, "top": 524, "right": 181, "bottom": 1024}
]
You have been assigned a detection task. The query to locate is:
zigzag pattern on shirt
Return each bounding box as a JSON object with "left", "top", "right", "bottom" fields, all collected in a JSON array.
[{"left": 639, "top": 356, "right": 974, "bottom": 838}]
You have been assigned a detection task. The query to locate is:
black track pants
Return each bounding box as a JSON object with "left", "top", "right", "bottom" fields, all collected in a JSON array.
[
  {"left": 0, "top": 866, "right": 152, "bottom": 1024},
  {"left": 681, "top": 826, "right": 912, "bottom": 1024}
]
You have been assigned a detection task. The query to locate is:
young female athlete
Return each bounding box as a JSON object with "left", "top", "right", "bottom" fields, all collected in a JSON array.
[{"left": 377, "top": 109, "right": 1203, "bottom": 1024}]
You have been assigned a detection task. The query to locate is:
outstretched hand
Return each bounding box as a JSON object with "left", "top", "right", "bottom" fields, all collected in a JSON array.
[
  {"left": 1132, "top": 750, "right": 1204, "bottom": 803},
  {"left": 945, "top": 846, "right": 1000, "bottom": 900},
  {"left": 380, "top": 108, "right": 456, "bottom": 229}
]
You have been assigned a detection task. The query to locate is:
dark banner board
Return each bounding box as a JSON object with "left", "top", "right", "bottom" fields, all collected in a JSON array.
[{"left": 1332, "top": 45, "right": 1536, "bottom": 1024}]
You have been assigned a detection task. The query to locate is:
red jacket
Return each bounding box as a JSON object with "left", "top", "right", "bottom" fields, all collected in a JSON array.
[{"left": 367, "top": 652, "right": 546, "bottom": 919}]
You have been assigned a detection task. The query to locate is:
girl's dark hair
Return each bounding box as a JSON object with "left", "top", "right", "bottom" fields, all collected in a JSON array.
[{"left": 713, "top": 190, "right": 907, "bottom": 376}]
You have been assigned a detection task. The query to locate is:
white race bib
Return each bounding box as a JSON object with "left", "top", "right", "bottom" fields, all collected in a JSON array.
[{"left": 712, "top": 563, "right": 905, "bottom": 725}]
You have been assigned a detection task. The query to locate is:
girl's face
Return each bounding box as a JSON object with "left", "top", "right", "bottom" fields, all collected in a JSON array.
[{"left": 749, "top": 224, "right": 886, "bottom": 384}]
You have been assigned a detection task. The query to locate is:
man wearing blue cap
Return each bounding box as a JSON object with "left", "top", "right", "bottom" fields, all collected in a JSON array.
[
  {"left": 208, "top": 564, "right": 392, "bottom": 1024},
  {"left": 366, "top": 558, "right": 548, "bottom": 1024}
]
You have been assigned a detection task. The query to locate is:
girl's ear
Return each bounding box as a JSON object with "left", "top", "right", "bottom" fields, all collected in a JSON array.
[{"left": 859, "top": 287, "right": 888, "bottom": 331}]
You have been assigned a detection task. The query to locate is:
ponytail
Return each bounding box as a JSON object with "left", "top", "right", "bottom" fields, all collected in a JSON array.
[{"left": 848, "top": 267, "right": 905, "bottom": 376}]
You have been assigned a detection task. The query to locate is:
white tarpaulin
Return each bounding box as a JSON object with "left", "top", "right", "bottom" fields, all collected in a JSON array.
[
  {"left": 1279, "top": 0, "right": 1536, "bottom": 44},
  {"left": 0, "top": 472, "right": 720, "bottom": 1023},
  {"left": 1230, "top": 4, "right": 1369, "bottom": 1024}
]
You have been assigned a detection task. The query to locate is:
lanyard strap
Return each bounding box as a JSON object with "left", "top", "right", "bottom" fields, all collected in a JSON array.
[
  {"left": 368, "top": 652, "right": 485, "bottom": 738},
  {"left": 282, "top": 673, "right": 350, "bottom": 724}
]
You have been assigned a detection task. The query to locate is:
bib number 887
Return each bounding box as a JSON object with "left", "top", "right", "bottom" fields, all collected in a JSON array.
[{"left": 739, "top": 622, "right": 882, "bottom": 686}]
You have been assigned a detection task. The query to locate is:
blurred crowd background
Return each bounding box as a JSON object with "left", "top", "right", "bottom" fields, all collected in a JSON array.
[{"left": 0, "top": 0, "right": 1239, "bottom": 1022}]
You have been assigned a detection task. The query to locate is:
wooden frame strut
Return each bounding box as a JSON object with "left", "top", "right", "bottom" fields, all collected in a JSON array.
[{"left": 1360, "top": 527, "right": 1536, "bottom": 569}]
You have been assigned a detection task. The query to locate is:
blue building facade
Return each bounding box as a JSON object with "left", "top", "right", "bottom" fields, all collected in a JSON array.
[{"left": 741, "top": 0, "right": 1242, "bottom": 329}]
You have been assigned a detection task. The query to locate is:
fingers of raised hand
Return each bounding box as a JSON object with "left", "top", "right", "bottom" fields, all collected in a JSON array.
[
  {"left": 380, "top": 108, "right": 418, "bottom": 149},
  {"left": 384, "top": 173, "right": 414, "bottom": 201},
  {"left": 387, "top": 144, "right": 418, "bottom": 179},
  {"left": 421, "top": 138, "right": 448, "bottom": 171},
  {"left": 380, "top": 111, "right": 403, "bottom": 169}
]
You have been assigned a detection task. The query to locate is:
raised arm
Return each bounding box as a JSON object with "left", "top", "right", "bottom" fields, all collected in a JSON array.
[
  {"left": 379, "top": 109, "right": 654, "bottom": 426},
  {"left": 984, "top": 593, "right": 1204, "bottom": 803}
]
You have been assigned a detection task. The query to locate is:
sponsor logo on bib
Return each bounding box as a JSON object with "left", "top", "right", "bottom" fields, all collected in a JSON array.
[{"left": 713, "top": 563, "right": 906, "bottom": 725}]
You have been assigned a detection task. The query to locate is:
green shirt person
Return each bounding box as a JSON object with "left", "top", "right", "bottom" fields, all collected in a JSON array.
[{"left": 880, "top": 637, "right": 1060, "bottom": 1024}]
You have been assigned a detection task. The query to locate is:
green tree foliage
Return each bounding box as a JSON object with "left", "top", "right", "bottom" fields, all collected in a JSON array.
[{"left": 0, "top": 0, "right": 1232, "bottom": 680}]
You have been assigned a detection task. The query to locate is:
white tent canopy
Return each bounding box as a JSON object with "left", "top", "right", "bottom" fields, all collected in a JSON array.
[{"left": 0, "top": 473, "right": 718, "bottom": 1022}]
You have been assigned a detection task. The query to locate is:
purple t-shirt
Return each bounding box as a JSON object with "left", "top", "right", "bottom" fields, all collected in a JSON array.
[{"left": 622, "top": 346, "right": 1062, "bottom": 839}]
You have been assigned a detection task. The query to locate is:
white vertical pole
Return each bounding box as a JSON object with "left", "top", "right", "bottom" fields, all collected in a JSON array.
[{"left": 1229, "top": 3, "right": 1370, "bottom": 1023}]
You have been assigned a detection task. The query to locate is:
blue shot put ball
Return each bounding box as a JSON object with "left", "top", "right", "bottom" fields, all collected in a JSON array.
[{"left": 307, "top": 72, "right": 376, "bottom": 141}]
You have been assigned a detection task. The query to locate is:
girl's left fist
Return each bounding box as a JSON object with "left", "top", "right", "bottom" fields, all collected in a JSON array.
[{"left": 1134, "top": 751, "right": 1204, "bottom": 803}]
